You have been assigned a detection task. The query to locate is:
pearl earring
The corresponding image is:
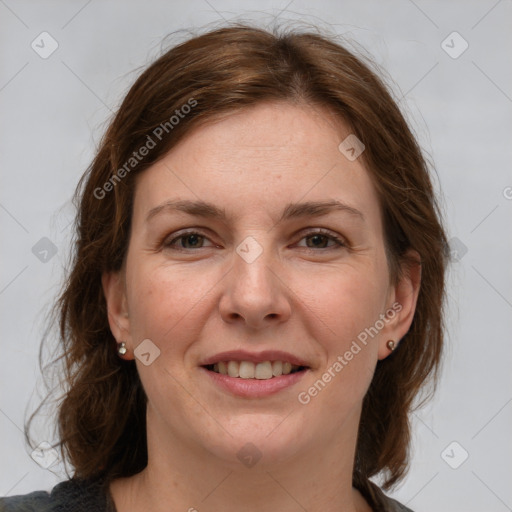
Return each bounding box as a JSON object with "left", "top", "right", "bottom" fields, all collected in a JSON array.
[
  {"left": 386, "top": 340, "right": 396, "bottom": 352},
  {"left": 117, "top": 341, "right": 127, "bottom": 356}
]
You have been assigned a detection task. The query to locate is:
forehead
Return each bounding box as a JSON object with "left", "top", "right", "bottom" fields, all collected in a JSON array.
[{"left": 132, "top": 101, "right": 381, "bottom": 228}]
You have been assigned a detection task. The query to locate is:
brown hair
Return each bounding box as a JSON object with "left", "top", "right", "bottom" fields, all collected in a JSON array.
[{"left": 27, "top": 22, "right": 448, "bottom": 491}]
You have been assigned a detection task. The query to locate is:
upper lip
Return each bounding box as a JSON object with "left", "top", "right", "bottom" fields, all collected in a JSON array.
[{"left": 200, "top": 350, "right": 311, "bottom": 368}]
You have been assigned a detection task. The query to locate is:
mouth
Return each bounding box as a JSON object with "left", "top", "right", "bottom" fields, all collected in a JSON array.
[
  {"left": 199, "top": 350, "right": 312, "bottom": 397},
  {"left": 202, "top": 361, "right": 309, "bottom": 380},
  {"left": 200, "top": 360, "right": 310, "bottom": 398}
]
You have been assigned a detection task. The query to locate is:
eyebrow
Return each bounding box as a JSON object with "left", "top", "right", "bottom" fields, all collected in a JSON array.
[{"left": 146, "top": 199, "right": 365, "bottom": 223}]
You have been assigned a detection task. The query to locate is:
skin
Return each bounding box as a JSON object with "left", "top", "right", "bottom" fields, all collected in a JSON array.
[{"left": 103, "top": 101, "right": 420, "bottom": 512}]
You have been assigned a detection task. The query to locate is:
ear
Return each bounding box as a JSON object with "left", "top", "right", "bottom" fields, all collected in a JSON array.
[
  {"left": 378, "top": 249, "right": 421, "bottom": 360},
  {"left": 102, "top": 269, "right": 133, "bottom": 359}
]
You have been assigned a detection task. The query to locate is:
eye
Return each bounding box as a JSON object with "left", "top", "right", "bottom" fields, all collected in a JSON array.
[
  {"left": 295, "top": 229, "right": 346, "bottom": 250},
  {"left": 162, "top": 228, "right": 347, "bottom": 252},
  {"left": 163, "top": 230, "right": 214, "bottom": 250}
]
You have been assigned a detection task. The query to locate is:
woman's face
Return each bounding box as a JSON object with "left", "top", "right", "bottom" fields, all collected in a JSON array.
[{"left": 104, "top": 101, "right": 419, "bottom": 468}]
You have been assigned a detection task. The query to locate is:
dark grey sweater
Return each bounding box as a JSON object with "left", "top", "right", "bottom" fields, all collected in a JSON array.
[{"left": 0, "top": 477, "right": 413, "bottom": 511}]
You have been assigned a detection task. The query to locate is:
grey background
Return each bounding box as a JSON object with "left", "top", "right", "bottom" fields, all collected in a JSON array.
[{"left": 1, "top": 1, "right": 511, "bottom": 510}]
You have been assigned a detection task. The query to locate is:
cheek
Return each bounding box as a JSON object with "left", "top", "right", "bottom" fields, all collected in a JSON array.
[
  {"left": 126, "top": 262, "right": 203, "bottom": 340},
  {"left": 296, "top": 261, "right": 388, "bottom": 342},
  {"left": 294, "top": 263, "right": 387, "bottom": 406}
]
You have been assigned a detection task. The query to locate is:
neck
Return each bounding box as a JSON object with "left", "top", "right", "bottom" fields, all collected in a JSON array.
[{"left": 110, "top": 405, "right": 371, "bottom": 512}]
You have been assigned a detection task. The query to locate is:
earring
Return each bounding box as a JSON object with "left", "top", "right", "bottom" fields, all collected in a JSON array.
[
  {"left": 117, "top": 341, "right": 127, "bottom": 356},
  {"left": 386, "top": 340, "right": 396, "bottom": 352}
]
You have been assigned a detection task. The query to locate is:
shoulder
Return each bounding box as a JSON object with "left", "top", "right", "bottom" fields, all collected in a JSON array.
[
  {"left": 0, "top": 477, "right": 112, "bottom": 512},
  {"left": 357, "top": 478, "right": 415, "bottom": 512},
  {"left": 382, "top": 495, "right": 415, "bottom": 512},
  {"left": 0, "top": 489, "right": 51, "bottom": 512},
  {"left": 372, "top": 488, "right": 415, "bottom": 512}
]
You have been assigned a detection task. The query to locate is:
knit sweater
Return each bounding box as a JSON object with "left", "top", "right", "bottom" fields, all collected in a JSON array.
[{"left": 0, "top": 476, "right": 413, "bottom": 511}]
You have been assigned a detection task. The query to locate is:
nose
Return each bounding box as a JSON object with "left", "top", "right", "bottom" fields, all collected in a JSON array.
[{"left": 219, "top": 241, "right": 291, "bottom": 330}]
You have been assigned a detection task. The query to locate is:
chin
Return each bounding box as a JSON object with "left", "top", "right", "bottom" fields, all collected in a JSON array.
[{"left": 198, "top": 416, "right": 313, "bottom": 469}]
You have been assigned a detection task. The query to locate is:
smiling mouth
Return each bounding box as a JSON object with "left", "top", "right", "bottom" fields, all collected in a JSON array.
[{"left": 202, "top": 361, "right": 309, "bottom": 380}]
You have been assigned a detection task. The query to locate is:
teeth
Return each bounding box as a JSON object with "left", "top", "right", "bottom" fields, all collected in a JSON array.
[
  {"left": 227, "top": 361, "right": 239, "bottom": 378},
  {"left": 218, "top": 361, "right": 227, "bottom": 375},
  {"left": 254, "top": 361, "right": 272, "bottom": 379},
  {"left": 239, "top": 361, "right": 255, "bottom": 379},
  {"left": 210, "top": 360, "right": 302, "bottom": 379}
]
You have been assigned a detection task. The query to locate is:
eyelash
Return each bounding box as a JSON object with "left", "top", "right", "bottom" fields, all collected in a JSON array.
[{"left": 163, "top": 228, "right": 347, "bottom": 252}]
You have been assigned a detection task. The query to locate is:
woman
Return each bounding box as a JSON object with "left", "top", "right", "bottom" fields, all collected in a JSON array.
[{"left": 1, "top": 23, "right": 448, "bottom": 512}]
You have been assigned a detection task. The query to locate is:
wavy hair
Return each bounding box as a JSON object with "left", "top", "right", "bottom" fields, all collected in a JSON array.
[{"left": 27, "top": 22, "right": 448, "bottom": 491}]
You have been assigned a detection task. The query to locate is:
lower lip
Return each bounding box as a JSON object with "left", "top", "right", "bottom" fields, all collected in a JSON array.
[{"left": 200, "top": 367, "right": 308, "bottom": 398}]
